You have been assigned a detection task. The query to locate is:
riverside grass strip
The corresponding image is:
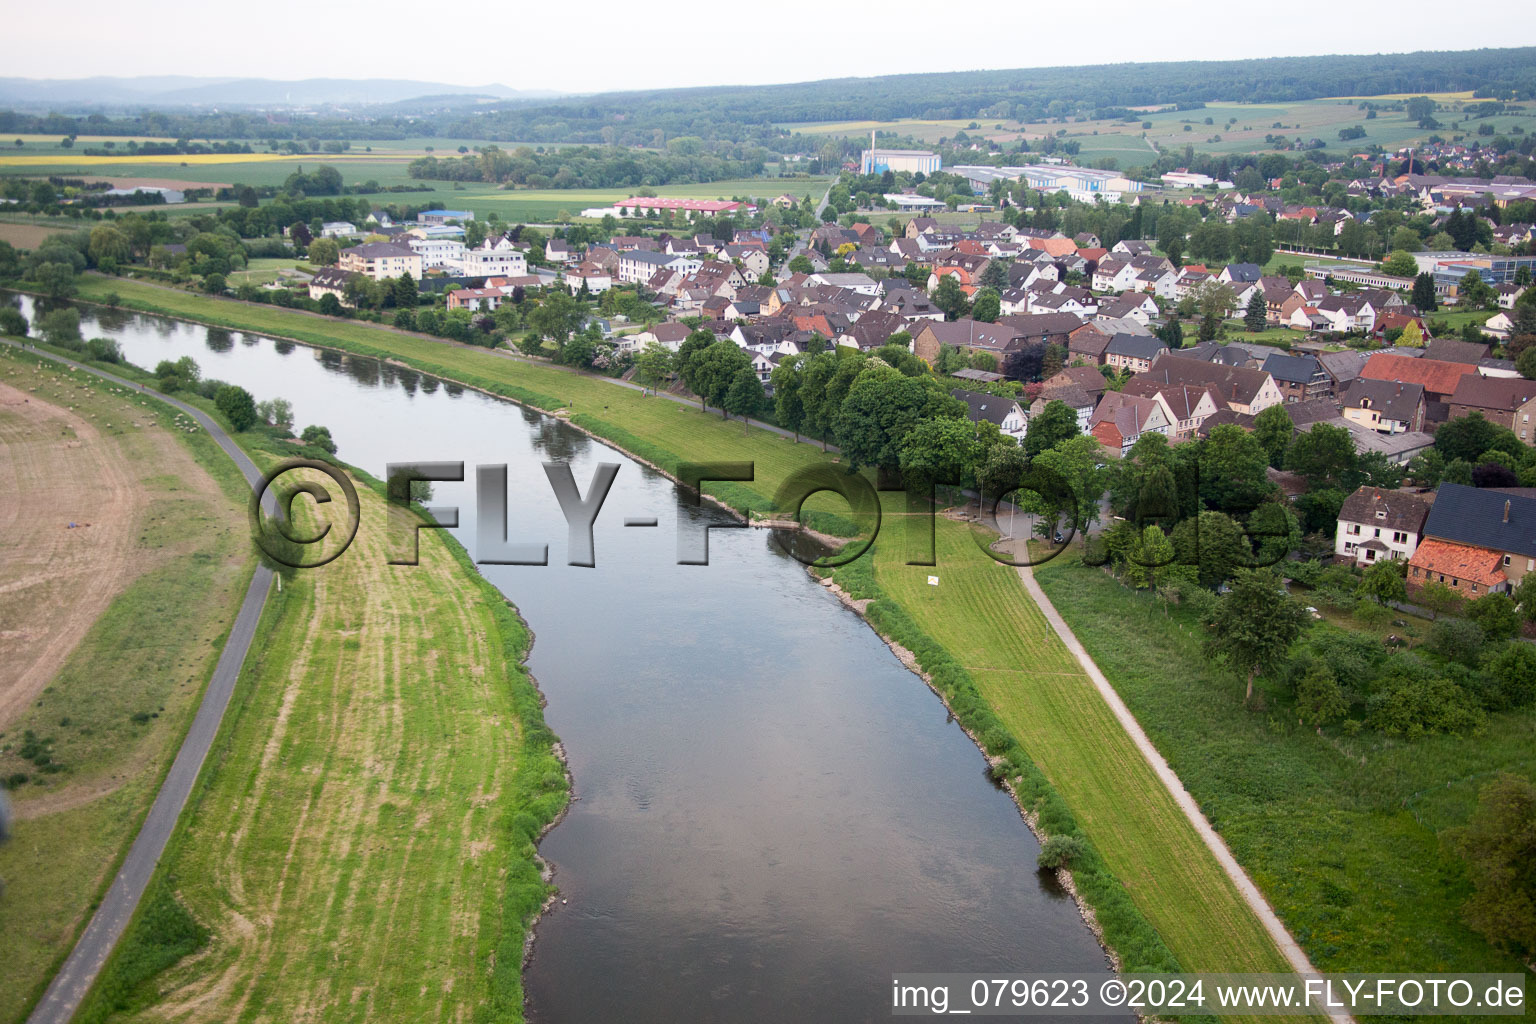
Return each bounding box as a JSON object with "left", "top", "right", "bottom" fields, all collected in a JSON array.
[
  {"left": 73, "top": 471, "right": 566, "bottom": 1024},
  {"left": 54, "top": 276, "right": 1302, "bottom": 998}
]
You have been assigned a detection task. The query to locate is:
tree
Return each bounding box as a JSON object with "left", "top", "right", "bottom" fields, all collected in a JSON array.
[
  {"left": 899, "top": 418, "right": 982, "bottom": 489},
  {"left": 1022, "top": 435, "right": 1109, "bottom": 538},
  {"left": 88, "top": 225, "right": 130, "bottom": 267},
  {"left": 1251, "top": 403, "right": 1294, "bottom": 469},
  {"left": 1436, "top": 412, "right": 1520, "bottom": 464},
  {"left": 300, "top": 425, "right": 337, "bottom": 454},
  {"left": 1243, "top": 289, "right": 1267, "bottom": 333},
  {"left": 39, "top": 307, "right": 81, "bottom": 347},
  {"left": 1398, "top": 319, "right": 1425, "bottom": 348},
  {"left": 0, "top": 306, "right": 27, "bottom": 338},
  {"left": 836, "top": 366, "right": 961, "bottom": 471},
  {"left": 1445, "top": 775, "right": 1536, "bottom": 956},
  {"left": 1200, "top": 424, "right": 1276, "bottom": 515},
  {"left": 723, "top": 366, "right": 764, "bottom": 425},
  {"left": 1122, "top": 524, "right": 1178, "bottom": 590},
  {"left": 1382, "top": 250, "right": 1420, "bottom": 278},
  {"left": 633, "top": 342, "right": 674, "bottom": 396},
  {"left": 689, "top": 342, "right": 753, "bottom": 417},
  {"left": 970, "top": 288, "right": 1000, "bottom": 323},
  {"left": 1294, "top": 661, "right": 1347, "bottom": 730},
  {"left": 1285, "top": 423, "right": 1357, "bottom": 490},
  {"left": 1418, "top": 578, "right": 1462, "bottom": 619},
  {"left": 527, "top": 290, "right": 586, "bottom": 348},
  {"left": 1171, "top": 510, "right": 1250, "bottom": 588},
  {"left": 1358, "top": 558, "right": 1407, "bottom": 606},
  {"left": 771, "top": 355, "right": 806, "bottom": 439},
  {"left": 1518, "top": 346, "right": 1536, "bottom": 381},
  {"left": 979, "top": 259, "right": 1009, "bottom": 290},
  {"left": 788, "top": 254, "right": 813, "bottom": 275},
  {"left": 392, "top": 273, "right": 418, "bottom": 309},
  {"left": 976, "top": 439, "right": 1028, "bottom": 504},
  {"left": 932, "top": 275, "right": 971, "bottom": 321},
  {"left": 1467, "top": 593, "right": 1523, "bottom": 641},
  {"left": 215, "top": 385, "right": 258, "bottom": 432},
  {"left": 1412, "top": 271, "right": 1439, "bottom": 312},
  {"left": 1208, "top": 568, "right": 1310, "bottom": 702},
  {"left": 1023, "top": 399, "right": 1080, "bottom": 459},
  {"left": 307, "top": 237, "right": 340, "bottom": 266},
  {"left": 33, "top": 261, "right": 76, "bottom": 300}
]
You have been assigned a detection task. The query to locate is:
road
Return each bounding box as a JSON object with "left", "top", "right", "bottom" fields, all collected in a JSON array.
[{"left": 2, "top": 340, "right": 275, "bottom": 1024}]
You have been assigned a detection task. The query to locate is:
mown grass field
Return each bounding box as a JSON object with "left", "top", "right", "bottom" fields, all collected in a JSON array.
[
  {"left": 1034, "top": 555, "right": 1536, "bottom": 990},
  {"left": 74, "top": 471, "right": 565, "bottom": 1024},
  {"left": 867, "top": 521, "right": 1294, "bottom": 981},
  {"left": 50, "top": 275, "right": 1320, "bottom": 1002},
  {"left": 0, "top": 345, "right": 253, "bottom": 1024}
]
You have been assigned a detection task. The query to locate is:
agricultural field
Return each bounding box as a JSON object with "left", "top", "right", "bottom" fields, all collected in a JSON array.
[
  {"left": 0, "top": 345, "right": 252, "bottom": 1024},
  {"left": 77, "top": 472, "right": 565, "bottom": 1024},
  {"left": 1032, "top": 554, "right": 1536, "bottom": 982},
  {"left": 779, "top": 95, "right": 1536, "bottom": 169}
]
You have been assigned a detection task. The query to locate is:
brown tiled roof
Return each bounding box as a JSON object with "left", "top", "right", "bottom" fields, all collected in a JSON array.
[
  {"left": 1338, "top": 486, "right": 1432, "bottom": 533},
  {"left": 1448, "top": 375, "right": 1536, "bottom": 413}
]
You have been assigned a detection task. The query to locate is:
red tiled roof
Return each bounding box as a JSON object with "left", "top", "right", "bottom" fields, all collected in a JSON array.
[
  {"left": 1360, "top": 353, "right": 1475, "bottom": 396},
  {"left": 1408, "top": 538, "right": 1507, "bottom": 589}
]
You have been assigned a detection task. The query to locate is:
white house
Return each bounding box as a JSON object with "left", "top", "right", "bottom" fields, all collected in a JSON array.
[
  {"left": 406, "top": 236, "right": 466, "bottom": 270},
  {"left": 338, "top": 243, "right": 422, "bottom": 282},
  {"left": 1334, "top": 486, "right": 1431, "bottom": 566},
  {"left": 321, "top": 221, "right": 358, "bottom": 238},
  {"left": 953, "top": 388, "right": 1028, "bottom": 440},
  {"left": 459, "top": 236, "right": 528, "bottom": 278}
]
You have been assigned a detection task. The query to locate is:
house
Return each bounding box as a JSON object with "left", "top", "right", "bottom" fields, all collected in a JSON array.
[
  {"left": 1313, "top": 294, "right": 1378, "bottom": 334},
  {"left": 1121, "top": 379, "right": 1220, "bottom": 438},
  {"left": 1408, "top": 539, "right": 1509, "bottom": 596},
  {"left": 810, "top": 272, "right": 881, "bottom": 296},
  {"left": 564, "top": 262, "right": 614, "bottom": 295},
  {"left": 1261, "top": 353, "right": 1331, "bottom": 403},
  {"left": 1483, "top": 312, "right": 1515, "bottom": 340},
  {"left": 723, "top": 244, "right": 771, "bottom": 278},
  {"left": 1095, "top": 293, "right": 1158, "bottom": 326},
  {"left": 622, "top": 321, "right": 693, "bottom": 353},
  {"left": 1423, "top": 337, "right": 1492, "bottom": 365},
  {"left": 405, "top": 235, "right": 466, "bottom": 270},
  {"left": 1111, "top": 240, "right": 1154, "bottom": 257},
  {"left": 1257, "top": 276, "right": 1298, "bottom": 323},
  {"left": 460, "top": 236, "right": 528, "bottom": 279},
  {"left": 911, "top": 320, "right": 1021, "bottom": 364},
  {"left": 953, "top": 388, "right": 1028, "bottom": 439},
  {"left": 307, "top": 267, "right": 356, "bottom": 305},
  {"left": 994, "top": 313, "right": 1085, "bottom": 350},
  {"left": 1340, "top": 378, "right": 1427, "bottom": 434},
  {"left": 1446, "top": 376, "right": 1536, "bottom": 441},
  {"left": 545, "top": 238, "right": 576, "bottom": 264},
  {"left": 1041, "top": 365, "right": 1108, "bottom": 402},
  {"left": 1089, "top": 392, "right": 1173, "bottom": 454},
  {"left": 1139, "top": 354, "right": 1284, "bottom": 414},
  {"left": 1104, "top": 334, "right": 1167, "bottom": 374},
  {"left": 446, "top": 287, "right": 506, "bottom": 312},
  {"left": 337, "top": 242, "right": 423, "bottom": 282},
  {"left": 320, "top": 221, "right": 358, "bottom": 238},
  {"left": 1412, "top": 483, "right": 1536, "bottom": 591},
  {"left": 1318, "top": 350, "right": 1370, "bottom": 391},
  {"left": 1359, "top": 353, "right": 1475, "bottom": 403},
  {"left": 1218, "top": 263, "right": 1263, "bottom": 285},
  {"left": 1031, "top": 386, "right": 1096, "bottom": 432},
  {"left": 618, "top": 249, "right": 696, "bottom": 285},
  {"left": 1335, "top": 487, "right": 1433, "bottom": 566}
]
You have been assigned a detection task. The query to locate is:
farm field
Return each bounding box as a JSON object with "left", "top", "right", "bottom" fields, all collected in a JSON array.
[
  {"left": 779, "top": 95, "right": 1535, "bottom": 168},
  {"left": 78, "top": 471, "right": 565, "bottom": 1024},
  {"left": 0, "top": 344, "right": 252, "bottom": 1024},
  {"left": 55, "top": 277, "right": 1312, "bottom": 1001},
  {"left": 1032, "top": 554, "right": 1536, "bottom": 985}
]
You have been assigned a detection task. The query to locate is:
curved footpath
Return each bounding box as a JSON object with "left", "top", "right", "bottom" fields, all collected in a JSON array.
[
  {"left": 1017, "top": 562, "right": 1352, "bottom": 1024},
  {"left": 2, "top": 339, "right": 275, "bottom": 1024}
]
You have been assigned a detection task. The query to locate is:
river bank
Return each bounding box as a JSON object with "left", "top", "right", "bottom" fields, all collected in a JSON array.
[{"left": 10, "top": 277, "right": 1304, "bottom": 997}]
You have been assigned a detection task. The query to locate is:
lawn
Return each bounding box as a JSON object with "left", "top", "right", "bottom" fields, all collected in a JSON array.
[
  {"left": 74, "top": 472, "right": 566, "bottom": 1024},
  {"left": 1033, "top": 555, "right": 1536, "bottom": 990},
  {"left": 52, "top": 276, "right": 1317, "bottom": 1006},
  {"left": 0, "top": 346, "right": 254, "bottom": 1024}
]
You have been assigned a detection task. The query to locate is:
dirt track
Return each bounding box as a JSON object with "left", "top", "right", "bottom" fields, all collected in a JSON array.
[{"left": 0, "top": 380, "right": 146, "bottom": 730}]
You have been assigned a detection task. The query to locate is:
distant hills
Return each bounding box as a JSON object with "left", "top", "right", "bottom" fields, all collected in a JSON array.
[{"left": 0, "top": 76, "right": 563, "bottom": 110}]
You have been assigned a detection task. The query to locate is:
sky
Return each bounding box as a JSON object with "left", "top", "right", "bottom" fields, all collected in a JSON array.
[{"left": 8, "top": 0, "right": 1536, "bottom": 96}]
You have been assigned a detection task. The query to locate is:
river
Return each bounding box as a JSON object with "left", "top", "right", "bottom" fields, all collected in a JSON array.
[{"left": 9, "top": 293, "right": 1124, "bottom": 1023}]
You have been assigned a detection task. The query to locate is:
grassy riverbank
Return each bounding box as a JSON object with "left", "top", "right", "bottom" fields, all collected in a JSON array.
[
  {"left": 1034, "top": 554, "right": 1536, "bottom": 985},
  {"left": 35, "top": 277, "right": 1319, "bottom": 994},
  {"left": 74, "top": 465, "right": 565, "bottom": 1024},
  {"left": 0, "top": 345, "right": 254, "bottom": 1024}
]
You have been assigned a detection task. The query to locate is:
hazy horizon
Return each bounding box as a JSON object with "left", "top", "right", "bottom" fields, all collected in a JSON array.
[{"left": 10, "top": 0, "right": 1536, "bottom": 99}]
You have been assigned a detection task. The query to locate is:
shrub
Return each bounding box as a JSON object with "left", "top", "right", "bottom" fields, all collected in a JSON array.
[
  {"left": 85, "top": 337, "right": 121, "bottom": 363},
  {"left": 0, "top": 305, "right": 27, "bottom": 337},
  {"left": 1428, "top": 617, "right": 1486, "bottom": 666},
  {"left": 214, "top": 384, "right": 258, "bottom": 432},
  {"left": 1038, "top": 834, "right": 1086, "bottom": 870}
]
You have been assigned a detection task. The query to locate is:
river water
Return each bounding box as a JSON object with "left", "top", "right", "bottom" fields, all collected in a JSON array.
[{"left": 9, "top": 294, "right": 1123, "bottom": 1023}]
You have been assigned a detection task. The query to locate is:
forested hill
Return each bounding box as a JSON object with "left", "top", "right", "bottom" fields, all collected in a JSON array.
[{"left": 452, "top": 47, "right": 1536, "bottom": 145}]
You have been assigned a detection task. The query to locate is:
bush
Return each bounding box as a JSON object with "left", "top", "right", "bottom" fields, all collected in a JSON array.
[
  {"left": 1038, "top": 834, "right": 1086, "bottom": 870},
  {"left": 214, "top": 384, "right": 258, "bottom": 432},
  {"left": 0, "top": 305, "right": 27, "bottom": 337},
  {"left": 85, "top": 337, "right": 122, "bottom": 363},
  {"left": 1428, "top": 617, "right": 1486, "bottom": 666}
]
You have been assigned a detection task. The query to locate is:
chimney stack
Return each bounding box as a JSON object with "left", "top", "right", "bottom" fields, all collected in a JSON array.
[{"left": 1504, "top": 499, "right": 1511, "bottom": 524}]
